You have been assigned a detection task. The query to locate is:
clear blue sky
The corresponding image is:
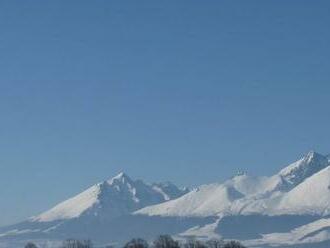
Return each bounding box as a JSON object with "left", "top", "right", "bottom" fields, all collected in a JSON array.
[{"left": 0, "top": 1, "right": 329, "bottom": 226}]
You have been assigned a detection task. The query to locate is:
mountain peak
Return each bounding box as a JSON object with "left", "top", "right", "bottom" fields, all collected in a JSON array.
[
  {"left": 279, "top": 151, "right": 329, "bottom": 188},
  {"left": 116, "top": 171, "right": 125, "bottom": 176},
  {"left": 107, "top": 172, "right": 132, "bottom": 185},
  {"left": 304, "top": 150, "right": 322, "bottom": 162},
  {"left": 114, "top": 171, "right": 129, "bottom": 179},
  {"left": 30, "top": 172, "right": 189, "bottom": 223}
]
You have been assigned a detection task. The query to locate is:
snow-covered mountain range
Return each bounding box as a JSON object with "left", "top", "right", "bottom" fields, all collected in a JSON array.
[
  {"left": 32, "top": 172, "right": 188, "bottom": 222},
  {"left": 1, "top": 151, "right": 330, "bottom": 248}
]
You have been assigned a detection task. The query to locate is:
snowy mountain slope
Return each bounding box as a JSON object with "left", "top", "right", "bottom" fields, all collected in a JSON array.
[
  {"left": 32, "top": 172, "right": 188, "bottom": 222},
  {"left": 278, "top": 151, "right": 329, "bottom": 190},
  {"left": 233, "top": 163, "right": 330, "bottom": 216},
  {"left": 0, "top": 172, "right": 190, "bottom": 247},
  {"left": 135, "top": 173, "right": 281, "bottom": 217},
  {"left": 136, "top": 151, "right": 330, "bottom": 218},
  {"left": 2, "top": 151, "right": 330, "bottom": 248},
  {"left": 276, "top": 166, "right": 330, "bottom": 215},
  {"left": 137, "top": 183, "right": 245, "bottom": 217},
  {"left": 32, "top": 184, "right": 101, "bottom": 222},
  {"left": 230, "top": 152, "right": 330, "bottom": 216}
]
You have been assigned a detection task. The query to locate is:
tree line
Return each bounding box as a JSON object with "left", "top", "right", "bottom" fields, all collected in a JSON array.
[{"left": 25, "top": 235, "right": 246, "bottom": 248}]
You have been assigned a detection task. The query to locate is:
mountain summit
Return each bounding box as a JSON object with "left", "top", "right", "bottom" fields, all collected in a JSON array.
[
  {"left": 279, "top": 151, "right": 329, "bottom": 188},
  {"left": 32, "top": 172, "right": 187, "bottom": 222}
]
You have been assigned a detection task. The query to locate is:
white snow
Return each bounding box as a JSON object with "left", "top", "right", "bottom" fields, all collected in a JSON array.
[
  {"left": 3, "top": 151, "right": 330, "bottom": 248},
  {"left": 136, "top": 183, "right": 244, "bottom": 217},
  {"left": 276, "top": 166, "right": 330, "bottom": 215},
  {"left": 136, "top": 173, "right": 283, "bottom": 217},
  {"left": 137, "top": 151, "right": 330, "bottom": 218},
  {"left": 31, "top": 172, "right": 188, "bottom": 222},
  {"left": 279, "top": 151, "right": 329, "bottom": 187},
  {"left": 32, "top": 184, "right": 101, "bottom": 222},
  {"left": 152, "top": 185, "right": 170, "bottom": 201}
]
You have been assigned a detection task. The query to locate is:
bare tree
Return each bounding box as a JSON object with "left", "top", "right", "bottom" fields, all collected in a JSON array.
[
  {"left": 205, "top": 239, "right": 224, "bottom": 248},
  {"left": 223, "top": 241, "right": 245, "bottom": 248},
  {"left": 25, "top": 242, "right": 38, "bottom": 248},
  {"left": 123, "top": 238, "right": 149, "bottom": 248},
  {"left": 61, "top": 239, "right": 93, "bottom": 248},
  {"left": 184, "top": 238, "right": 207, "bottom": 248},
  {"left": 153, "top": 235, "right": 180, "bottom": 248}
]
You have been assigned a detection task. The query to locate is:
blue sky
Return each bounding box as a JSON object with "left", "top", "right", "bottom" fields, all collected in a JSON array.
[{"left": 0, "top": 1, "right": 329, "bottom": 226}]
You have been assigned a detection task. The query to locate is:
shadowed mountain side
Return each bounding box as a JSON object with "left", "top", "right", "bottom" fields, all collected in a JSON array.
[
  {"left": 216, "top": 215, "right": 320, "bottom": 240},
  {"left": 0, "top": 215, "right": 217, "bottom": 245}
]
